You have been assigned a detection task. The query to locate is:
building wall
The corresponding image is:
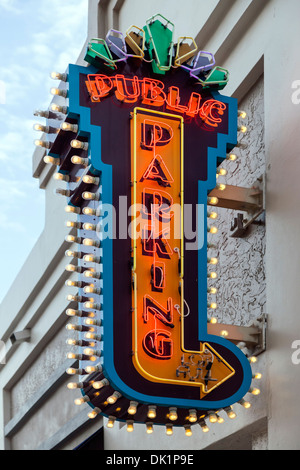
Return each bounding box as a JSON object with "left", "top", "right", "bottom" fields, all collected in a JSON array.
[{"left": 0, "top": 0, "right": 299, "bottom": 450}]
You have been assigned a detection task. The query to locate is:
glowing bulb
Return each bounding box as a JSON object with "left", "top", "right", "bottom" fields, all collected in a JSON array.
[
  {"left": 65, "top": 220, "right": 81, "bottom": 229},
  {"left": 83, "top": 223, "right": 97, "bottom": 231},
  {"left": 217, "top": 414, "right": 224, "bottom": 424},
  {"left": 83, "top": 286, "right": 101, "bottom": 295},
  {"left": 71, "top": 155, "right": 89, "bottom": 166},
  {"left": 220, "top": 330, "right": 229, "bottom": 337},
  {"left": 238, "top": 399, "right": 251, "bottom": 409},
  {"left": 226, "top": 153, "right": 237, "bottom": 161},
  {"left": 84, "top": 301, "right": 101, "bottom": 310},
  {"left": 209, "top": 317, "right": 218, "bottom": 324},
  {"left": 83, "top": 254, "right": 101, "bottom": 264},
  {"left": 208, "top": 411, "right": 218, "bottom": 423},
  {"left": 128, "top": 401, "right": 138, "bottom": 415},
  {"left": 71, "top": 139, "right": 89, "bottom": 151},
  {"left": 107, "top": 391, "right": 122, "bottom": 404},
  {"left": 107, "top": 416, "right": 116, "bottom": 428},
  {"left": 207, "top": 287, "right": 218, "bottom": 294},
  {"left": 33, "top": 123, "right": 48, "bottom": 132},
  {"left": 88, "top": 408, "right": 101, "bottom": 419},
  {"left": 208, "top": 211, "right": 218, "bottom": 219},
  {"left": 84, "top": 347, "right": 101, "bottom": 357},
  {"left": 82, "top": 207, "right": 95, "bottom": 216},
  {"left": 66, "top": 338, "right": 77, "bottom": 346},
  {"left": 208, "top": 272, "right": 217, "bottom": 279},
  {"left": 83, "top": 238, "right": 101, "bottom": 248},
  {"left": 50, "top": 87, "right": 68, "bottom": 98},
  {"left": 253, "top": 372, "right": 262, "bottom": 380},
  {"left": 84, "top": 318, "right": 101, "bottom": 327},
  {"left": 50, "top": 103, "right": 68, "bottom": 114},
  {"left": 66, "top": 368, "right": 78, "bottom": 376},
  {"left": 93, "top": 379, "right": 109, "bottom": 390},
  {"left": 85, "top": 332, "right": 102, "bottom": 341},
  {"left": 54, "top": 172, "right": 69, "bottom": 182},
  {"left": 225, "top": 407, "right": 236, "bottom": 419},
  {"left": 249, "top": 356, "right": 258, "bottom": 364},
  {"left": 50, "top": 71, "right": 68, "bottom": 81},
  {"left": 207, "top": 196, "right": 219, "bottom": 206},
  {"left": 35, "top": 139, "right": 51, "bottom": 149},
  {"left": 165, "top": 424, "right": 173, "bottom": 436},
  {"left": 61, "top": 122, "right": 78, "bottom": 132},
  {"left": 44, "top": 156, "right": 60, "bottom": 165},
  {"left": 85, "top": 364, "right": 102, "bottom": 374},
  {"left": 216, "top": 183, "right": 226, "bottom": 191},
  {"left": 188, "top": 409, "right": 197, "bottom": 423},
  {"left": 74, "top": 396, "right": 90, "bottom": 406},
  {"left": 67, "top": 382, "right": 83, "bottom": 390},
  {"left": 208, "top": 302, "right": 217, "bottom": 310},
  {"left": 126, "top": 420, "right": 134, "bottom": 432},
  {"left": 65, "top": 250, "right": 81, "bottom": 259},
  {"left": 83, "top": 270, "right": 102, "bottom": 280},
  {"left": 66, "top": 309, "right": 82, "bottom": 317},
  {"left": 217, "top": 168, "right": 228, "bottom": 176},
  {"left": 146, "top": 422, "right": 154, "bottom": 434},
  {"left": 82, "top": 191, "right": 100, "bottom": 201},
  {"left": 238, "top": 125, "right": 247, "bottom": 133},
  {"left": 65, "top": 205, "right": 80, "bottom": 214},
  {"left": 208, "top": 257, "right": 218, "bottom": 265},
  {"left": 238, "top": 110, "right": 247, "bottom": 119},
  {"left": 168, "top": 407, "right": 178, "bottom": 421},
  {"left": 147, "top": 405, "right": 157, "bottom": 419},
  {"left": 184, "top": 425, "right": 193, "bottom": 437},
  {"left": 82, "top": 175, "right": 100, "bottom": 185},
  {"left": 208, "top": 226, "right": 218, "bottom": 234},
  {"left": 249, "top": 387, "right": 260, "bottom": 396},
  {"left": 65, "top": 280, "right": 82, "bottom": 288},
  {"left": 199, "top": 420, "right": 209, "bottom": 433}
]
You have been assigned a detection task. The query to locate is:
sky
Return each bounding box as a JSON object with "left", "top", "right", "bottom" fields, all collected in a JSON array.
[{"left": 0, "top": 0, "right": 89, "bottom": 303}]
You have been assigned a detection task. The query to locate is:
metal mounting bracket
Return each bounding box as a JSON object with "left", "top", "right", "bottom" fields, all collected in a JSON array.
[
  {"left": 208, "top": 175, "right": 265, "bottom": 238},
  {"left": 207, "top": 314, "right": 267, "bottom": 356}
]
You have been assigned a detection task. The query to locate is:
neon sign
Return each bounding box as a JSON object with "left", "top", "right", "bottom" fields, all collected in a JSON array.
[
  {"left": 39, "top": 14, "right": 255, "bottom": 435},
  {"left": 86, "top": 74, "right": 226, "bottom": 125}
]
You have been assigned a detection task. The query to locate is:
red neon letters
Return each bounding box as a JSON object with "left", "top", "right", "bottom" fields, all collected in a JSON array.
[{"left": 86, "top": 74, "right": 226, "bottom": 126}]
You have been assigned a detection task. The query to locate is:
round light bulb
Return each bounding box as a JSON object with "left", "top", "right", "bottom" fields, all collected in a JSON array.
[
  {"left": 208, "top": 412, "right": 218, "bottom": 423},
  {"left": 208, "top": 287, "right": 218, "bottom": 294},
  {"left": 168, "top": 407, "right": 178, "bottom": 421},
  {"left": 207, "top": 196, "right": 219, "bottom": 206},
  {"left": 147, "top": 405, "right": 157, "bottom": 419},
  {"left": 220, "top": 330, "right": 229, "bottom": 337},
  {"left": 188, "top": 409, "right": 197, "bottom": 423},
  {"left": 126, "top": 421, "right": 134, "bottom": 433},
  {"left": 146, "top": 422, "right": 154, "bottom": 434},
  {"left": 184, "top": 425, "right": 193, "bottom": 437},
  {"left": 107, "top": 416, "right": 116, "bottom": 428},
  {"left": 165, "top": 424, "right": 173, "bottom": 436}
]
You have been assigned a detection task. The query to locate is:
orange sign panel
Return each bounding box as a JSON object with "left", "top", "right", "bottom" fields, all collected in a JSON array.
[{"left": 131, "top": 108, "right": 234, "bottom": 397}]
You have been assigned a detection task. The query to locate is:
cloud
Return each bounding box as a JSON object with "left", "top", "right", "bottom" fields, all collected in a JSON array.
[{"left": 0, "top": 0, "right": 22, "bottom": 14}]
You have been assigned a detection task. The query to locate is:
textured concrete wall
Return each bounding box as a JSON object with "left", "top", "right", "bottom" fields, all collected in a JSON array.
[
  {"left": 10, "top": 325, "right": 71, "bottom": 417},
  {"left": 212, "top": 76, "right": 266, "bottom": 327}
]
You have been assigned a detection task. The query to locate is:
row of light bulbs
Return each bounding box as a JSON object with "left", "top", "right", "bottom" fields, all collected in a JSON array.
[{"left": 206, "top": 110, "right": 248, "bottom": 325}]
